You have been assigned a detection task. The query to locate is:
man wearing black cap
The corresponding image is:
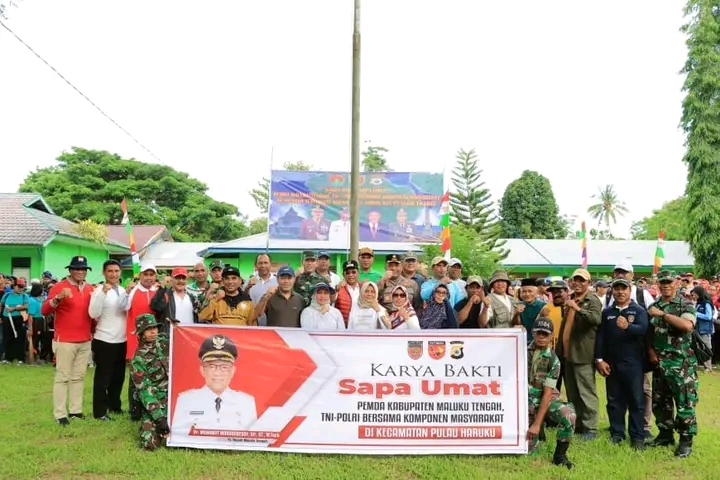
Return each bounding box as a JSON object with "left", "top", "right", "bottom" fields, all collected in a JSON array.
[
  {"left": 595, "top": 278, "right": 648, "bottom": 450},
  {"left": 199, "top": 267, "right": 257, "bottom": 326},
  {"left": 293, "top": 251, "right": 327, "bottom": 305},
  {"left": 378, "top": 254, "right": 421, "bottom": 312},
  {"left": 171, "top": 334, "right": 258, "bottom": 444},
  {"left": 335, "top": 260, "right": 362, "bottom": 326},
  {"left": 42, "top": 256, "right": 95, "bottom": 426},
  {"left": 518, "top": 278, "right": 548, "bottom": 342},
  {"left": 527, "top": 317, "right": 575, "bottom": 469}
]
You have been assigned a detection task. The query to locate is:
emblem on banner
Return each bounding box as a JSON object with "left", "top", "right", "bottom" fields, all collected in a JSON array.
[
  {"left": 449, "top": 341, "right": 464, "bottom": 360},
  {"left": 628, "top": 315, "right": 635, "bottom": 324},
  {"left": 428, "top": 341, "right": 446, "bottom": 360},
  {"left": 407, "top": 341, "right": 423, "bottom": 360}
]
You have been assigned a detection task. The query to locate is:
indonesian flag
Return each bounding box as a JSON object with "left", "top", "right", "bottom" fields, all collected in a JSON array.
[
  {"left": 439, "top": 191, "right": 451, "bottom": 258},
  {"left": 653, "top": 230, "right": 665, "bottom": 275}
]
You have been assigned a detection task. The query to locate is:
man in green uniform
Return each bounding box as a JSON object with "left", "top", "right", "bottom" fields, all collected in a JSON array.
[
  {"left": 293, "top": 251, "right": 327, "bottom": 305},
  {"left": 130, "top": 313, "right": 170, "bottom": 451},
  {"left": 527, "top": 317, "right": 575, "bottom": 469},
  {"left": 647, "top": 270, "right": 698, "bottom": 458}
]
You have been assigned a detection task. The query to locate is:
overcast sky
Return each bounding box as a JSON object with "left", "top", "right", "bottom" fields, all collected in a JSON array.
[{"left": 0, "top": 0, "right": 689, "bottom": 238}]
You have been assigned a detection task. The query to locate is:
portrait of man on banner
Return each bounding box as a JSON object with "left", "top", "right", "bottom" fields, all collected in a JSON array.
[{"left": 171, "top": 334, "right": 258, "bottom": 443}]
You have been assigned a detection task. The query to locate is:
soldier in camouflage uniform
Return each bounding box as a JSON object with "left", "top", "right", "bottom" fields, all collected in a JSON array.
[
  {"left": 646, "top": 270, "right": 698, "bottom": 458},
  {"left": 130, "top": 313, "right": 170, "bottom": 451},
  {"left": 527, "top": 317, "right": 575, "bottom": 469},
  {"left": 293, "top": 251, "right": 327, "bottom": 305}
]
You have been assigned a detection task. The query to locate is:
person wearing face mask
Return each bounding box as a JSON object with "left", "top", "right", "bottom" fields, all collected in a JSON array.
[
  {"left": 385, "top": 285, "right": 421, "bottom": 330},
  {"left": 300, "top": 283, "right": 345, "bottom": 330},
  {"left": 348, "top": 282, "right": 389, "bottom": 330},
  {"left": 42, "top": 256, "right": 95, "bottom": 426}
]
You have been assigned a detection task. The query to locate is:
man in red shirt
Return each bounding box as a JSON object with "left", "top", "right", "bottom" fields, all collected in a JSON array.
[{"left": 42, "top": 256, "right": 94, "bottom": 426}]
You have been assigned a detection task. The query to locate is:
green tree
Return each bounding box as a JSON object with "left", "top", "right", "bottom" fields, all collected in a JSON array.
[
  {"left": 73, "top": 219, "right": 109, "bottom": 245},
  {"left": 249, "top": 161, "right": 313, "bottom": 214},
  {"left": 681, "top": 0, "right": 720, "bottom": 277},
  {"left": 248, "top": 217, "right": 268, "bottom": 235},
  {"left": 499, "top": 170, "right": 567, "bottom": 239},
  {"left": 361, "top": 145, "right": 392, "bottom": 172},
  {"left": 18, "top": 147, "right": 248, "bottom": 242},
  {"left": 420, "top": 223, "right": 501, "bottom": 278},
  {"left": 630, "top": 197, "right": 688, "bottom": 240},
  {"left": 448, "top": 148, "right": 507, "bottom": 257},
  {"left": 587, "top": 184, "right": 629, "bottom": 229}
]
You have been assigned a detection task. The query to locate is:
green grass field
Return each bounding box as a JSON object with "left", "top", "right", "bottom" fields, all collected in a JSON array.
[{"left": 1, "top": 365, "right": 718, "bottom": 480}]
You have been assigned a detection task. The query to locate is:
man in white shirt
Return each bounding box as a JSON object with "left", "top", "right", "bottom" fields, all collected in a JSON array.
[
  {"left": 316, "top": 251, "right": 341, "bottom": 288},
  {"left": 606, "top": 261, "right": 655, "bottom": 439},
  {"left": 246, "top": 254, "right": 278, "bottom": 326},
  {"left": 171, "top": 334, "right": 258, "bottom": 447},
  {"left": 328, "top": 207, "right": 351, "bottom": 248},
  {"left": 150, "top": 268, "right": 198, "bottom": 330},
  {"left": 88, "top": 259, "right": 128, "bottom": 420}
]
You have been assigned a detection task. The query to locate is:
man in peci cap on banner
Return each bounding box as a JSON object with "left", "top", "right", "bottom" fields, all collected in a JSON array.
[
  {"left": 171, "top": 334, "right": 258, "bottom": 445},
  {"left": 42, "top": 256, "right": 95, "bottom": 426}
]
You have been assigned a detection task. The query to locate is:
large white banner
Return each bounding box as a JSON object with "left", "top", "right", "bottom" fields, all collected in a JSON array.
[{"left": 167, "top": 326, "right": 528, "bottom": 455}]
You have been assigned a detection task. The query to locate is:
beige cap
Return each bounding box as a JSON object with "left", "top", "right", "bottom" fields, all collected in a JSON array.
[
  {"left": 571, "top": 268, "right": 591, "bottom": 281},
  {"left": 431, "top": 256, "right": 448, "bottom": 267}
]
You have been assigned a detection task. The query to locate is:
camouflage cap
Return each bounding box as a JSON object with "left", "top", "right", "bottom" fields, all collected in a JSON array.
[
  {"left": 134, "top": 313, "right": 159, "bottom": 336},
  {"left": 657, "top": 270, "right": 676, "bottom": 283},
  {"left": 546, "top": 278, "right": 569, "bottom": 291},
  {"left": 209, "top": 260, "right": 225, "bottom": 271}
]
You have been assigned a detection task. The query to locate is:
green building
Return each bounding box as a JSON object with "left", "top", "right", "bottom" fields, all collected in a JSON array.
[{"left": 0, "top": 193, "right": 129, "bottom": 283}]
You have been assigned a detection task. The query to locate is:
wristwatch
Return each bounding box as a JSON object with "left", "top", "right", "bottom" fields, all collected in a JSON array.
[{"left": 595, "top": 358, "right": 603, "bottom": 363}]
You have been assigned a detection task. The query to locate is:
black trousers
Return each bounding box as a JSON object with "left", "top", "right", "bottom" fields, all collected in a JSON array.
[
  {"left": 3, "top": 316, "right": 26, "bottom": 362},
  {"left": 91, "top": 339, "right": 127, "bottom": 418},
  {"left": 606, "top": 360, "right": 645, "bottom": 441}
]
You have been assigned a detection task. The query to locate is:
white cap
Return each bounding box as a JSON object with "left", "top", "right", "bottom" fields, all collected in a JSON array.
[
  {"left": 613, "top": 261, "right": 634, "bottom": 273},
  {"left": 448, "top": 257, "right": 463, "bottom": 267},
  {"left": 140, "top": 262, "right": 157, "bottom": 273}
]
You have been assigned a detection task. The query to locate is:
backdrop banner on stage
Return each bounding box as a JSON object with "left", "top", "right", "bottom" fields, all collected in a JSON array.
[
  {"left": 167, "top": 325, "right": 529, "bottom": 455},
  {"left": 266, "top": 170, "right": 444, "bottom": 249}
]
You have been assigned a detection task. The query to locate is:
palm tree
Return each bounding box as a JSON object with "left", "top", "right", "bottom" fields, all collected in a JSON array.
[{"left": 587, "top": 185, "right": 629, "bottom": 228}]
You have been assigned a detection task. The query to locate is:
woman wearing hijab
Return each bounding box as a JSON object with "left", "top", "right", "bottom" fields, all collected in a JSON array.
[
  {"left": 385, "top": 285, "right": 420, "bottom": 330},
  {"left": 420, "top": 284, "right": 459, "bottom": 329},
  {"left": 348, "top": 282, "right": 389, "bottom": 330},
  {"left": 300, "top": 283, "right": 345, "bottom": 330},
  {"left": 690, "top": 285, "right": 714, "bottom": 372}
]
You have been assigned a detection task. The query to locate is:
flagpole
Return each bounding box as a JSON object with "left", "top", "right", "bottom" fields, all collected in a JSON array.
[
  {"left": 580, "top": 221, "right": 588, "bottom": 268},
  {"left": 120, "top": 199, "right": 141, "bottom": 277}
]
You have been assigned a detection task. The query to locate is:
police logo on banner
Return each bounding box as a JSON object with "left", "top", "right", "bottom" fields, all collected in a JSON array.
[
  {"left": 407, "top": 341, "right": 423, "bottom": 360},
  {"left": 449, "top": 341, "right": 464, "bottom": 359},
  {"left": 428, "top": 341, "right": 446, "bottom": 360}
]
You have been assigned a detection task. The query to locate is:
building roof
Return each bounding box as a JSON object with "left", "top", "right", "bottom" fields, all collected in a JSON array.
[
  {"left": 198, "top": 233, "right": 423, "bottom": 256},
  {"left": 0, "top": 193, "right": 128, "bottom": 250},
  {"left": 106, "top": 225, "right": 170, "bottom": 249},
  {"left": 197, "top": 233, "right": 694, "bottom": 268},
  {"left": 122, "top": 241, "right": 213, "bottom": 269},
  {"left": 501, "top": 239, "right": 693, "bottom": 267}
]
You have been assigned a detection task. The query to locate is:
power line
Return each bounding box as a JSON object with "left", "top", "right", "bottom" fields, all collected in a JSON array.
[{"left": 0, "top": 19, "right": 163, "bottom": 163}]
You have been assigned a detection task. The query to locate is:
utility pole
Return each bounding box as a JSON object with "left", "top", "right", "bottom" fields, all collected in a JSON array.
[{"left": 349, "top": 0, "right": 362, "bottom": 260}]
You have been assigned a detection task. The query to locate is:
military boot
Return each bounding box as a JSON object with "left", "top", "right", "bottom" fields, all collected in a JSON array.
[
  {"left": 674, "top": 435, "right": 692, "bottom": 458},
  {"left": 552, "top": 440, "right": 573, "bottom": 469},
  {"left": 649, "top": 429, "right": 675, "bottom": 447}
]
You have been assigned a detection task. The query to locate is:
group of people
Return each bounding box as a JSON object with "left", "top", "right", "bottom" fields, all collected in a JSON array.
[{"left": 1, "top": 251, "right": 713, "bottom": 469}]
